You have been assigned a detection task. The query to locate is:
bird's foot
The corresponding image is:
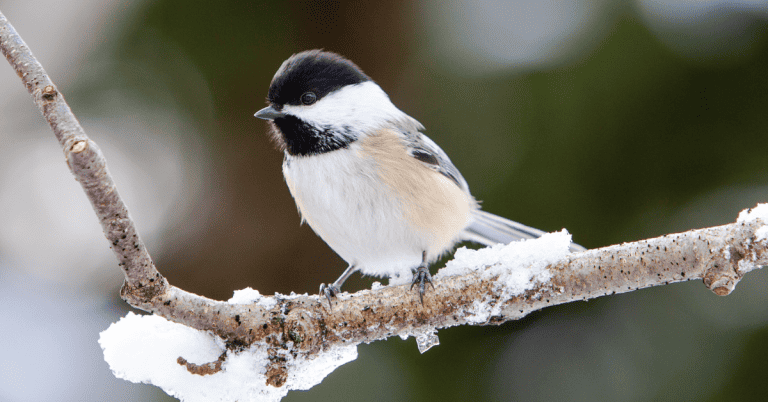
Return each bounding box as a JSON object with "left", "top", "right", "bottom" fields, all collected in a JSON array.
[
  {"left": 319, "top": 283, "right": 340, "bottom": 308},
  {"left": 410, "top": 265, "right": 435, "bottom": 304}
]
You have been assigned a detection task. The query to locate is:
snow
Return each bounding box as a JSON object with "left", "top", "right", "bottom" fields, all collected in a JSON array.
[
  {"left": 437, "top": 229, "right": 571, "bottom": 287},
  {"left": 756, "top": 226, "right": 768, "bottom": 242},
  {"left": 99, "top": 312, "right": 357, "bottom": 402},
  {"left": 737, "top": 204, "right": 768, "bottom": 243},
  {"left": 100, "top": 230, "right": 574, "bottom": 400},
  {"left": 464, "top": 299, "right": 493, "bottom": 324},
  {"left": 227, "top": 287, "right": 277, "bottom": 310},
  {"left": 737, "top": 203, "right": 768, "bottom": 223},
  {"left": 436, "top": 229, "right": 573, "bottom": 320}
]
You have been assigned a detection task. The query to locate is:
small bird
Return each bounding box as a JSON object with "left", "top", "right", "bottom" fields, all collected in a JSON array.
[{"left": 255, "top": 50, "right": 583, "bottom": 303}]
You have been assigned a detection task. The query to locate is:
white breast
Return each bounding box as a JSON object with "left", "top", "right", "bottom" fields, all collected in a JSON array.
[{"left": 282, "top": 130, "right": 474, "bottom": 284}]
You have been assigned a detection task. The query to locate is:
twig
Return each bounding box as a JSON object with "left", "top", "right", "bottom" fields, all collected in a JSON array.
[{"left": 2, "top": 9, "right": 767, "bottom": 387}]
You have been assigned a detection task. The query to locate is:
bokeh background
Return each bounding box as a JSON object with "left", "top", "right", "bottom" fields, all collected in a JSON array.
[{"left": 1, "top": 0, "right": 768, "bottom": 401}]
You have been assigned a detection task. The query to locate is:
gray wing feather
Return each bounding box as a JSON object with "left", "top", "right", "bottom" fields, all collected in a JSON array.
[
  {"left": 397, "top": 125, "right": 470, "bottom": 192},
  {"left": 463, "top": 210, "right": 586, "bottom": 252},
  {"left": 393, "top": 120, "right": 585, "bottom": 253}
]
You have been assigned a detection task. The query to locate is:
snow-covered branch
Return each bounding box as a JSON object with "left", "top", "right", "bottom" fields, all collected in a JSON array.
[
  {"left": 97, "top": 215, "right": 768, "bottom": 401},
  {"left": 4, "top": 10, "right": 767, "bottom": 402},
  {"left": 124, "top": 217, "right": 768, "bottom": 364}
]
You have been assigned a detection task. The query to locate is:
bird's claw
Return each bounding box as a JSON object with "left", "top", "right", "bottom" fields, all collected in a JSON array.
[
  {"left": 410, "top": 265, "right": 434, "bottom": 304},
  {"left": 319, "top": 283, "right": 340, "bottom": 308}
]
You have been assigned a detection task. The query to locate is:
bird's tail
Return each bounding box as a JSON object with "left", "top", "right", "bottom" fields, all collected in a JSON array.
[{"left": 462, "top": 209, "right": 586, "bottom": 252}]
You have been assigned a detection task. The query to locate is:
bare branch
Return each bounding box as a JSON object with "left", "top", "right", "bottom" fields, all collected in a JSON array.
[
  {"left": 0, "top": 10, "right": 166, "bottom": 300},
  {"left": 2, "top": 9, "right": 767, "bottom": 389}
]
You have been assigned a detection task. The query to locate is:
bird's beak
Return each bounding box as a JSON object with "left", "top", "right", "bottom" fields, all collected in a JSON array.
[{"left": 254, "top": 105, "right": 285, "bottom": 120}]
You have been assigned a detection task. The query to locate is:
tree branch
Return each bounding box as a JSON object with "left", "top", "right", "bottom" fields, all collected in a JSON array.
[
  {"left": 3, "top": 9, "right": 767, "bottom": 392},
  {"left": 0, "top": 9, "right": 166, "bottom": 300}
]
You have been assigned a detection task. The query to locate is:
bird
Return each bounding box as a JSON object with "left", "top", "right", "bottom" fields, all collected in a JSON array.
[{"left": 255, "top": 50, "right": 584, "bottom": 304}]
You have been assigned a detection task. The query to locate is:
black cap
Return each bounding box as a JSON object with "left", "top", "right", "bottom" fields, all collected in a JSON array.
[{"left": 267, "top": 50, "right": 371, "bottom": 107}]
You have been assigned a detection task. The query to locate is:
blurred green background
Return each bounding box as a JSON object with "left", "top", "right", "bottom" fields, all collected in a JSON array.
[{"left": 1, "top": 0, "right": 768, "bottom": 401}]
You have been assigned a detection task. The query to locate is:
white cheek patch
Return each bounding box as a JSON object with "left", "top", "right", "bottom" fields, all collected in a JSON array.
[{"left": 283, "top": 82, "right": 418, "bottom": 134}]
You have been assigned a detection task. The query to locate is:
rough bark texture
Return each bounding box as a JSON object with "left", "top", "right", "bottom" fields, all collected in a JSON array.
[
  {"left": 125, "top": 219, "right": 768, "bottom": 347},
  {"left": 125, "top": 218, "right": 767, "bottom": 386}
]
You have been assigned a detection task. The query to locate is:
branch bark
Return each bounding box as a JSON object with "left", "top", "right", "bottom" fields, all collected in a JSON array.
[{"left": 2, "top": 9, "right": 767, "bottom": 389}]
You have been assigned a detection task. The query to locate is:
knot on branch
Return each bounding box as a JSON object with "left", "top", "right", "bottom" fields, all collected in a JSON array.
[
  {"left": 702, "top": 263, "right": 738, "bottom": 296},
  {"left": 64, "top": 137, "right": 100, "bottom": 178},
  {"left": 700, "top": 238, "right": 739, "bottom": 296},
  {"left": 65, "top": 138, "right": 100, "bottom": 172},
  {"left": 41, "top": 84, "right": 57, "bottom": 100},
  {"left": 700, "top": 220, "right": 765, "bottom": 296},
  {"left": 120, "top": 275, "right": 169, "bottom": 304}
]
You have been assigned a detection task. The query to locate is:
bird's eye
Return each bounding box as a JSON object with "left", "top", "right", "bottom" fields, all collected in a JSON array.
[{"left": 301, "top": 92, "right": 317, "bottom": 105}]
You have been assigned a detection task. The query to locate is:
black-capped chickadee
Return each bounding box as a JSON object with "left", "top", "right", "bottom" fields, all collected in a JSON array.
[{"left": 255, "top": 50, "right": 584, "bottom": 303}]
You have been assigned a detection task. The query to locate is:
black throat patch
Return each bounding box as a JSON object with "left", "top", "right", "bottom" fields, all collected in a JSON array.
[{"left": 271, "top": 116, "right": 355, "bottom": 156}]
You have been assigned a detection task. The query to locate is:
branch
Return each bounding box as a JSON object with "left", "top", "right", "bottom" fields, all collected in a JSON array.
[
  {"left": 3, "top": 9, "right": 768, "bottom": 401},
  {"left": 118, "top": 216, "right": 768, "bottom": 359},
  {"left": 0, "top": 10, "right": 166, "bottom": 300}
]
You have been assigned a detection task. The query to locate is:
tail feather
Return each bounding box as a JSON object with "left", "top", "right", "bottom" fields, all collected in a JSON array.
[{"left": 462, "top": 210, "right": 586, "bottom": 252}]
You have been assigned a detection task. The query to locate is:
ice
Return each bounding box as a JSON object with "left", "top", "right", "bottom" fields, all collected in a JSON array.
[
  {"left": 99, "top": 312, "right": 357, "bottom": 402},
  {"left": 397, "top": 328, "right": 440, "bottom": 353},
  {"left": 415, "top": 329, "right": 440, "bottom": 354}
]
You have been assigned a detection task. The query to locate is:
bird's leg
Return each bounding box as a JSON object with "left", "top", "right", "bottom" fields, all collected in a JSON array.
[
  {"left": 410, "top": 251, "right": 434, "bottom": 304},
  {"left": 320, "top": 264, "right": 358, "bottom": 306}
]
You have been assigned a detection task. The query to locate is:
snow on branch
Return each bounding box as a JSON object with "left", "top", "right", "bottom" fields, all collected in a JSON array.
[
  {"left": 3, "top": 10, "right": 768, "bottom": 402},
  {"left": 101, "top": 214, "right": 768, "bottom": 402}
]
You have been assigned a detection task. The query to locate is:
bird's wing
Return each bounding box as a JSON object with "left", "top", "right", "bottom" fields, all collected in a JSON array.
[
  {"left": 463, "top": 209, "right": 587, "bottom": 252},
  {"left": 399, "top": 128, "right": 470, "bottom": 193},
  {"left": 393, "top": 122, "right": 585, "bottom": 252}
]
